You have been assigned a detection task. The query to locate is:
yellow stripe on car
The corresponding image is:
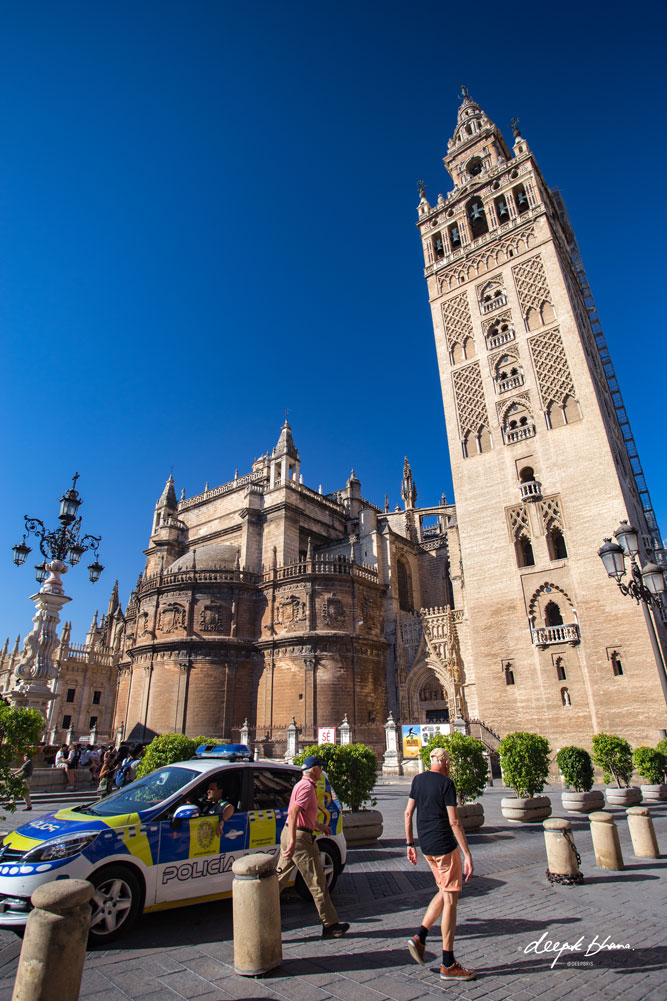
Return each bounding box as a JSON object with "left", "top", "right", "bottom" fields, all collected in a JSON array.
[
  {"left": 248, "top": 810, "right": 276, "bottom": 848},
  {"left": 188, "top": 817, "right": 220, "bottom": 859}
]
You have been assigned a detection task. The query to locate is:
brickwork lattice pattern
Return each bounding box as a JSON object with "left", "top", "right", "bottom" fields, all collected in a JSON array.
[
  {"left": 442, "top": 292, "right": 473, "bottom": 351},
  {"left": 506, "top": 504, "right": 531, "bottom": 541},
  {"left": 452, "top": 362, "right": 490, "bottom": 436},
  {"left": 540, "top": 495, "right": 563, "bottom": 531},
  {"left": 512, "top": 253, "right": 553, "bottom": 314},
  {"left": 528, "top": 327, "right": 576, "bottom": 408}
]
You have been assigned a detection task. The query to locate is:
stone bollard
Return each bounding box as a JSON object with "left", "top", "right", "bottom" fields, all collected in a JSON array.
[
  {"left": 543, "top": 817, "right": 583, "bottom": 884},
  {"left": 589, "top": 811, "right": 624, "bottom": 870},
  {"left": 626, "top": 806, "right": 660, "bottom": 858},
  {"left": 12, "top": 879, "right": 93, "bottom": 1001},
  {"left": 232, "top": 853, "right": 282, "bottom": 976}
]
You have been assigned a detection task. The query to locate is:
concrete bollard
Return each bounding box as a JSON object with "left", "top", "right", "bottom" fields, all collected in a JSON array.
[
  {"left": 12, "top": 878, "right": 93, "bottom": 1001},
  {"left": 589, "top": 811, "right": 624, "bottom": 870},
  {"left": 626, "top": 806, "right": 660, "bottom": 858},
  {"left": 543, "top": 817, "right": 583, "bottom": 884},
  {"left": 232, "top": 853, "right": 282, "bottom": 976}
]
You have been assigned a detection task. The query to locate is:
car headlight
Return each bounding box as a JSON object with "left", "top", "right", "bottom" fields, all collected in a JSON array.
[{"left": 22, "top": 832, "right": 101, "bottom": 863}]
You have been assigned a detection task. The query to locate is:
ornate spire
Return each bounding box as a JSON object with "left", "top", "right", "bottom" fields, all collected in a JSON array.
[
  {"left": 107, "top": 579, "right": 119, "bottom": 616},
  {"left": 156, "top": 473, "right": 178, "bottom": 510},
  {"left": 272, "top": 419, "right": 299, "bottom": 459},
  {"left": 401, "top": 457, "right": 418, "bottom": 510}
]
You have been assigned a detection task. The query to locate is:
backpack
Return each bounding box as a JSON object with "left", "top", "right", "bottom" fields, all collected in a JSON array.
[{"left": 114, "top": 757, "right": 133, "bottom": 788}]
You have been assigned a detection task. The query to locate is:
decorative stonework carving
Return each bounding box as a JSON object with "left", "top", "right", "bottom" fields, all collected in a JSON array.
[
  {"left": 138, "top": 612, "right": 150, "bottom": 637},
  {"left": 539, "top": 495, "right": 564, "bottom": 532},
  {"left": 199, "top": 603, "right": 229, "bottom": 633},
  {"left": 420, "top": 608, "right": 464, "bottom": 685},
  {"left": 442, "top": 292, "right": 473, "bottom": 355},
  {"left": 452, "top": 362, "right": 490, "bottom": 438},
  {"left": 436, "top": 224, "right": 536, "bottom": 293},
  {"left": 275, "top": 594, "right": 306, "bottom": 627},
  {"left": 506, "top": 504, "right": 531, "bottom": 542},
  {"left": 512, "top": 253, "right": 553, "bottom": 318},
  {"left": 157, "top": 603, "right": 186, "bottom": 633},
  {"left": 321, "top": 595, "right": 344, "bottom": 626},
  {"left": 528, "top": 327, "right": 576, "bottom": 409}
]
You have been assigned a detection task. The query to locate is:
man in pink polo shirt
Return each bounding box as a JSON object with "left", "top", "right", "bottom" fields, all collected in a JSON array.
[{"left": 276, "top": 755, "right": 349, "bottom": 938}]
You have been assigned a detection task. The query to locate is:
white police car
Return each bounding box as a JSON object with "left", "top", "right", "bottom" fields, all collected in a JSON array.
[{"left": 0, "top": 745, "right": 346, "bottom": 942}]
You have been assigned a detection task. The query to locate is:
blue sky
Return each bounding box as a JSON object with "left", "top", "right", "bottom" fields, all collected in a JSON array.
[{"left": 1, "top": 0, "right": 665, "bottom": 642}]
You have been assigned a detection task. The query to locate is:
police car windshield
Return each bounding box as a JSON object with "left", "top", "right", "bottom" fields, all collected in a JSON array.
[{"left": 81, "top": 766, "right": 199, "bottom": 816}]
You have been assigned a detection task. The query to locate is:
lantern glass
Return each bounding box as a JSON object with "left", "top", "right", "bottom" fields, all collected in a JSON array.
[
  {"left": 34, "top": 562, "right": 48, "bottom": 584},
  {"left": 59, "top": 490, "right": 82, "bottom": 523},
  {"left": 642, "top": 563, "right": 666, "bottom": 596},
  {"left": 598, "top": 538, "right": 626, "bottom": 578},
  {"left": 67, "top": 542, "right": 86, "bottom": 566},
  {"left": 88, "top": 559, "right": 104, "bottom": 583},
  {"left": 12, "top": 540, "right": 31, "bottom": 566},
  {"left": 614, "top": 520, "right": 639, "bottom": 556}
]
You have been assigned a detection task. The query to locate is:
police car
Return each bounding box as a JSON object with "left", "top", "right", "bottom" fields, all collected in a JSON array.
[{"left": 0, "top": 745, "right": 346, "bottom": 942}]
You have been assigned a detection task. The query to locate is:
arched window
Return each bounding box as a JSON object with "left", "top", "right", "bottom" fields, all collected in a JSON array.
[
  {"left": 451, "top": 342, "right": 465, "bottom": 364},
  {"left": 486, "top": 319, "right": 514, "bottom": 347},
  {"left": 494, "top": 354, "right": 523, "bottom": 392},
  {"left": 520, "top": 466, "right": 535, "bottom": 483},
  {"left": 611, "top": 652, "right": 624, "bottom": 676},
  {"left": 478, "top": 427, "right": 493, "bottom": 454},
  {"left": 548, "top": 527, "right": 568, "bottom": 561},
  {"left": 545, "top": 601, "right": 563, "bottom": 627},
  {"left": 467, "top": 156, "right": 483, "bottom": 177},
  {"left": 396, "top": 557, "right": 414, "bottom": 612},
  {"left": 504, "top": 663, "right": 515, "bottom": 686},
  {"left": 512, "top": 184, "right": 530, "bottom": 215},
  {"left": 449, "top": 222, "right": 461, "bottom": 250},
  {"left": 467, "top": 197, "right": 489, "bottom": 239},
  {"left": 555, "top": 657, "right": 567, "bottom": 681},
  {"left": 563, "top": 395, "right": 581, "bottom": 424},
  {"left": 516, "top": 535, "right": 535, "bottom": 568},
  {"left": 504, "top": 403, "right": 535, "bottom": 443}
]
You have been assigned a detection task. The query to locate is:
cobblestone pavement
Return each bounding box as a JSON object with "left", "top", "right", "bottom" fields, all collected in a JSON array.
[{"left": 0, "top": 781, "right": 665, "bottom": 1001}]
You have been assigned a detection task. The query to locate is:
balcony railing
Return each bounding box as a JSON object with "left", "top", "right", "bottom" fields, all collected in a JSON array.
[
  {"left": 518, "top": 479, "right": 542, "bottom": 501},
  {"left": 496, "top": 374, "right": 524, "bottom": 394},
  {"left": 505, "top": 425, "right": 536, "bottom": 444},
  {"left": 532, "top": 624, "right": 580, "bottom": 647},
  {"left": 481, "top": 294, "right": 508, "bottom": 314},
  {"left": 486, "top": 329, "right": 515, "bottom": 350}
]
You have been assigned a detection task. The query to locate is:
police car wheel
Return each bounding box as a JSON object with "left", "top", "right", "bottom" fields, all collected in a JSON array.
[
  {"left": 89, "top": 865, "right": 142, "bottom": 943},
  {"left": 294, "top": 841, "right": 341, "bottom": 902}
]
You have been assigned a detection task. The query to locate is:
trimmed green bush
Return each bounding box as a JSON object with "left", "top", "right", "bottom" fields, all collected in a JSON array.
[
  {"left": 295, "top": 743, "right": 378, "bottom": 812},
  {"left": 136, "top": 734, "right": 198, "bottom": 778},
  {"left": 418, "top": 732, "right": 488, "bottom": 805},
  {"left": 556, "top": 746, "right": 594, "bottom": 792},
  {"left": 499, "top": 731, "right": 551, "bottom": 798},
  {"left": 591, "top": 733, "right": 633, "bottom": 788},
  {"left": 656, "top": 738, "right": 667, "bottom": 773},
  {"left": 632, "top": 746, "right": 667, "bottom": 785}
]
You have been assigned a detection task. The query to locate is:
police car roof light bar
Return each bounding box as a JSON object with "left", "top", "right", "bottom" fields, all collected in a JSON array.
[{"left": 194, "top": 743, "right": 252, "bottom": 760}]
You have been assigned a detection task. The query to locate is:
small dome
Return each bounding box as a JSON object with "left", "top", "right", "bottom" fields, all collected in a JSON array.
[{"left": 169, "top": 543, "right": 239, "bottom": 572}]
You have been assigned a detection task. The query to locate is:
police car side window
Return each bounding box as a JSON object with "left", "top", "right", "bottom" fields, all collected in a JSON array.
[{"left": 252, "top": 769, "right": 299, "bottom": 810}]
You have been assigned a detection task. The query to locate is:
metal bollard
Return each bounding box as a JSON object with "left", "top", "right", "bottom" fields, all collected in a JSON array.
[
  {"left": 232, "top": 853, "right": 282, "bottom": 976},
  {"left": 12, "top": 879, "right": 93, "bottom": 1001},
  {"left": 626, "top": 806, "right": 660, "bottom": 858},
  {"left": 589, "top": 811, "right": 624, "bottom": 870},
  {"left": 543, "top": 817, "right": 583, "bottom": 884}
]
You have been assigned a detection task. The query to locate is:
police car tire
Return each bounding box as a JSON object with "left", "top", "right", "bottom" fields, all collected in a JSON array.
[
  {"left": 294, "top": 840, "right": 341, "bottom": 902},
  {"left": 88, "top": 864, "right": 143, "bottom": 944}
]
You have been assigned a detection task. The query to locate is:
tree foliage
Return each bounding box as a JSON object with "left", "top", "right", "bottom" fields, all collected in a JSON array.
[
  {"left": 135, "top": 734, "right": 198, "bottom": 778},
  {"left": 295, "top": 743, "right": 378, "bottom": 813},
  {"left": 632, "top": 746, "right": 666, "bottom": 785},
  {"left": 591, "top": 733, "right": 633, "bottom": 788},
  {"left": 498, "top": 731, "right": 551, "bottom": 799},
  {"left": 556, "top": 746, "right": 594, "bottom": 792},
  {"left": 418, "top": 732, "right": 488, "bottom": 805},
  {"left": 0, "top": 702, "right": 45, "bottom": 812}
]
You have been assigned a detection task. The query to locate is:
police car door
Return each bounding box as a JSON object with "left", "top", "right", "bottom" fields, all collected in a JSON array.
[
  {"left": 155, "top": 768, "right": 249, "bottom": 905},
  {"left": 248, "top": 766, "right": 299, "bottom": 859}
]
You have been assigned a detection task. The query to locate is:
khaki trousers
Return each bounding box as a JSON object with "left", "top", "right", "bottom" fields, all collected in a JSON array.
[{"left": 277, "top": 827, "right": 339, "bottom": 927}]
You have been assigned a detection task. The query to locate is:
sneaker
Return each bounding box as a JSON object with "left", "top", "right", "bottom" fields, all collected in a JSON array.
[
  {"left": 440, "top": 961, "right": 476, "bottom": 981},
  {"left": 408, "top": 935, "right": 425, "bottom": 965},
  {"left": 322, "top": 922, "right": 350, "bottom": 939}
]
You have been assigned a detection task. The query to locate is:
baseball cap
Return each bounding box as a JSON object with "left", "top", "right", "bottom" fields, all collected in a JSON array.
[{"left": 302, "top": 755, "right": 323, "bottom": 769}]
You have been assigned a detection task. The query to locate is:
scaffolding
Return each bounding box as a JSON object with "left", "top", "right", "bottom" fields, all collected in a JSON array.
[{"left": 552, "top": 189, "right": 665, "bottom": 564}]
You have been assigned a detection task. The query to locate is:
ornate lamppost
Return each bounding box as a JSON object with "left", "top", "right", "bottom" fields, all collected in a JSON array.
[
  {"left": 9, "top": 474, "right": 104, "bottom": 714},
  {"left": 598, "top": 520, "right": 667, "bottom": 706}
]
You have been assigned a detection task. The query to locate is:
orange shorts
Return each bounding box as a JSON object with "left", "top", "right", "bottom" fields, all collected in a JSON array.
[{"left": 424, "top": 849, "right": 462, "bottom": 893}]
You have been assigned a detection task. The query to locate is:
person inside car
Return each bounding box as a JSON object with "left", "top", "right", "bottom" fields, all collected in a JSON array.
[{"left": 200, "top": 779, "right": 235, "bottom": 836}]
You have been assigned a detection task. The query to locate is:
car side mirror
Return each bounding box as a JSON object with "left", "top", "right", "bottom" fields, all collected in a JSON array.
[{"left": 171, "top": 804, "right": 199, "bottom": 829}]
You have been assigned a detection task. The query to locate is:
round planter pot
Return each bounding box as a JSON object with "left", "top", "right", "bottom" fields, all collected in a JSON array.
[
  {"left": 639, "top": 783, "right": 667, "bottom": 803},
  {"left": 605, "top": 786, "right": 642, "bottom": 808},
  {"left": 561, "top": 790, "right": 605, "bottom": 814},
  {"left": 458, "top": 802, "right": 484, "bottom": 832},
  {"left": 342, "top": 809, "right": 384, "bottom": 846},
  {"left": 501, "top": 795, "right": 552, "bottom": 824}
]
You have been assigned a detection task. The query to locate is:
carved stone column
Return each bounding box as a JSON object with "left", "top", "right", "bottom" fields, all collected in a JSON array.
[{"left": 382, "top": 711, "right": 403, "bottom": 776}]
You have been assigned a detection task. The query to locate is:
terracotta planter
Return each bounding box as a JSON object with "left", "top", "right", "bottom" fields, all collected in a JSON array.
[
  {"left": 458, "top": 802, "right": 484, "bottom": 831},
  {"left": 561, "top": 790, "right": 605, "bottom": 814},
  {"left": 639, "top": 784, "right": 667, "bottom": 803},
  {"left": 501, "top": 795, "right": 552, "bottom": 824},
  {"left": 342, "top": 809, "right": 384, "bottom": 846},
  {"left": 605, "top": 786, "right": 642, "bottom": 808}
]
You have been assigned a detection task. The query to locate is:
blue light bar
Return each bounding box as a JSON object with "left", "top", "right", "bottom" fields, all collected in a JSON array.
[{"left": 194, "top": 743, "right": 252, "bottom": 760}]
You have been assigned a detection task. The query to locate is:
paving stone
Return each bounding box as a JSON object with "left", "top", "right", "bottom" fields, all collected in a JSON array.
[{"left": 158, "top": 971, "right": 219, "bottom": 998}]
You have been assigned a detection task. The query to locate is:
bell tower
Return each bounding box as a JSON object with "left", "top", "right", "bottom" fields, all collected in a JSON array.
[{"left": 418, "top": 88, "right": 667, "bottom": 747}]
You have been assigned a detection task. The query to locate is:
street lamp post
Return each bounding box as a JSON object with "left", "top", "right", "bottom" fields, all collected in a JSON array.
[
  {"left": 9, "top": 474, "right": 104, "bottom": 716},
  {"left": 598, "top": 521, "right": 667, "bottom": 707}
]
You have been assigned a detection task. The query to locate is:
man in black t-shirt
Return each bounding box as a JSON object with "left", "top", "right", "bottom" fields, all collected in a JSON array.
[
  {"left": 200, "top": 779, "right": 235, "bottom": 836},
  {"left": 404, "top": 746, "right": 475, "bottom": 982}
]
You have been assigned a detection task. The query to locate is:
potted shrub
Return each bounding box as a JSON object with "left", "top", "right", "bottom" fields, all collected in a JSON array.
[
  {"left": 632, "top": 746, "right": 667, "bottom": 803},
  {"left": 556, "top": 746, "right": 604, "bottom": 813},
  {"left": 592, "top": 733, "right": 641, "bottom": 807},
  {"left": 419, "top": 732, "right": 488, "bottom": 831},
  {"left": 296, "top": 743, "right": 382, "bottom": 846},
  {"left": 499, "top": 731, "right": 552, "bottom": 823}
]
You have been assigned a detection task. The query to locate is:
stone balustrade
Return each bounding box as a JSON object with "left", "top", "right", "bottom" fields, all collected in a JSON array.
[{"left": 532, "top": 623, "right": 580, "bottom": 647}]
